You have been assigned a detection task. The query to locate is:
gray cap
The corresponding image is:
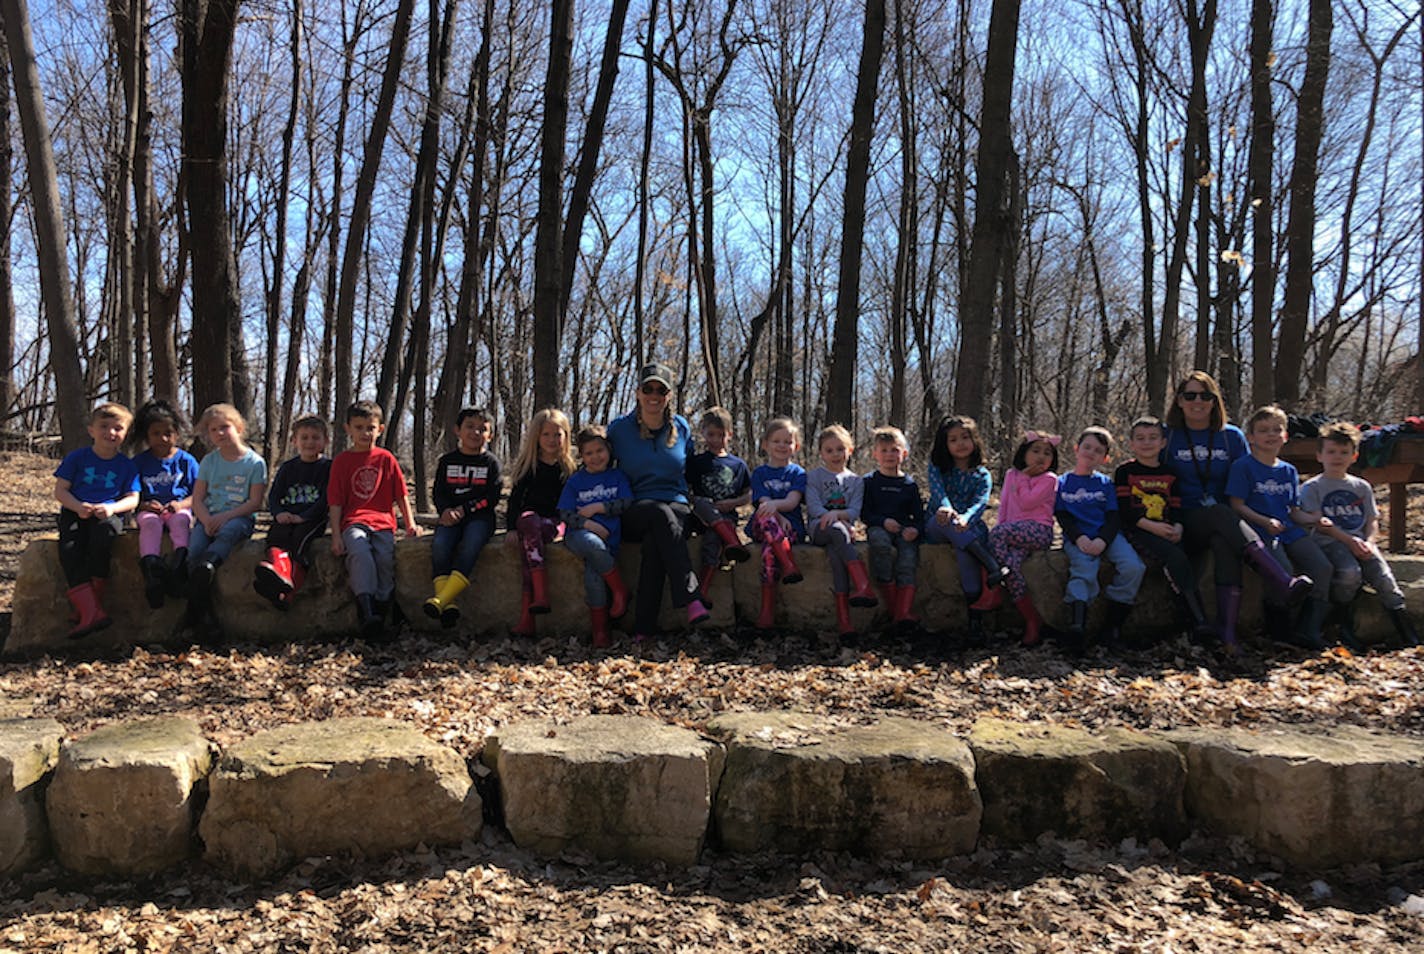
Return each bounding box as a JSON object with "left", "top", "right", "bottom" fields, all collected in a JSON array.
[{"left": 639, "top": 362, "right": 675, "bottom": 389}]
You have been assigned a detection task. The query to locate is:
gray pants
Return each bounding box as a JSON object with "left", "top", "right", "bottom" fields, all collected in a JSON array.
[
  {"left": 1318, "top": 537, "right": 1405, "bottom": 610},
  {"left": 866, "top": 525, "right": 919, "bottom": 587},
  {"left": 1262, "top": 535, "right": 1334, "bottom": 606},
  {"left": 342, "top": 524, "right": 395, "bottom": 599},
  {"left": 810, "top": 520, "right": 859, "bottom": 593}
]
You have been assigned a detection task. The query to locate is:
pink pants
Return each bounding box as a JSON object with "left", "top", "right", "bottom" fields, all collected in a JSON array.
[
  {"left": 136, "top": 509, "right": 193, "bottom": 557},
  {"left": 749, "top": 512, "right": 789, "bottom": 585}
]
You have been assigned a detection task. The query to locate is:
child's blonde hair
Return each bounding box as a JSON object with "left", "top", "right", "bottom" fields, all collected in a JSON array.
[
  {"left": 817, "top": 424, "right": 854, "bottom": 453},
  {"left": 1076, "top": 425, "right": 1113, "bottom": 453},
  {"left": 91, "top": 402, "right": 133, "bottom": 428},
  {"left": 871, "top": 425, "right": 909, "bottom": 452},
  {"left": 761, "top": 417, "right": 800, "bottom": 450},
  {"left": 1246, "top": 404, "right": 1289, "bottom": 433},
  {"left": 1319, "top": 421, "right": 1361, "bottom": 451},
  {"left": 511, "top": 407, "right": 577, "bottom": 484},
  {"left": 197, "top": 403, "right": 246, "bottom": 445}
]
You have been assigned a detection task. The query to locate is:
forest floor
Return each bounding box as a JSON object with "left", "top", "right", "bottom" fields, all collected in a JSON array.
[{"left": 2, "top": 449, "right": 1423, "bottom": 951}]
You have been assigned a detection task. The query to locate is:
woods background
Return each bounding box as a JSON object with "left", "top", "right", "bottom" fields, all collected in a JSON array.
[{"left": 0, "top": 0, "right": 1420, "bottom": 509}]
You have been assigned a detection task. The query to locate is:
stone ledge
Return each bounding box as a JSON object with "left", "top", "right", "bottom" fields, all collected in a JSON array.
[
  {"left": 13, "top": 532, "right": 1424, "bottom": 653},
  {"left": 0, "top": 717, "right": 63, "bottom": 877}
]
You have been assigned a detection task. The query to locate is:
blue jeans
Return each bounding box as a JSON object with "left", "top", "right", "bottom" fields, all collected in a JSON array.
[
  {"left": 188, "top": 514, "right": 256, "bottom": 568},
  {"left": 1065, "top": 535, "right": 1146, "bottom": 604},
  {"left": 924, "top": 519, "right": 989, "bottom": 599},
  {"left": 431, "top": 519, "right": 494, "bottom": 577},
  {"left": 563, "top": 527, "right": 617, "bottom": 606},
  {"left": 866, "top": 525, "right": 919, "bottom": 587}
]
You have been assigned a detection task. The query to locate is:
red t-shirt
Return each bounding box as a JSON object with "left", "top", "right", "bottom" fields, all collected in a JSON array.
[{"left": 327, "top": 447, "right": 407, "bottom": 532}]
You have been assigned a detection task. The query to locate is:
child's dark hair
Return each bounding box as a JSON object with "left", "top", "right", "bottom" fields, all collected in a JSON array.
[
  {"left": 456, "top": 406, "right": 491, "bottom": 428},
  {"left": 1011, "top": 430, "right": 1060, "bottom": 473},
  {"left": 346, "top": 399, "right": 383, "bottom": 424},
  {"left": 930, "top": 415, "right": 984, "bottom": 471},
  {"left": 699, "top": 406, "right": 733, "bottom": 433},
  {"left": 1129, "top": 416, "right": 1165, "bottom": 439},
  {"left": 1077, "top": 426, "right": 1113, "bottom": 453},
  {"left": 575, "top": 425, "right": 610, "bottom": 453},
  {"left": 1319, "top": 421, "right": 1361, "bottom": 451},
  {"left": 290, "top": 414, "right": 329, "bottom": 440},
  {"left": 129, "top": 399, "right": 186, "bottom": 451}
]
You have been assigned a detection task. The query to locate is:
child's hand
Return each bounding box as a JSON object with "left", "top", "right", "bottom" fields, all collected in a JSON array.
[
  {"left": 776, "top": 513, "right": 792, "bottom": 534},
  {"left": 75, "top": 502, "right": 95, "bottom": 519},
  {"left": 902, "top": 526, "right": 919, "bottom": 542},
  {"left": 817, "top": 512, "right": 837, "bottom": 532},
  {"left": 935, "top": 507, "right": 953, "bottom": 526},
  {"left": 140, "top": 500, "right": 163, "bottom": 514},
  {"left": 90, "top": 503, "right": 111, "bottom": 520},
  {"left": 405, "top": 523, "right": 422, "bottom": 538},
  {"left": 439, "top": 507, "right": 461, "bottom": 527},
  {"left": 1168, "top": 523, "right": 1184, "bottom": 544},
  {"left": 1317, "top": 516, "right": 1334, "bottom": 530},
  {"left": 331, "top": 535, "right": 346, "bottom": 557},
  {"left": 1265, "top": 518, "right": 1284, "bottom": 536},
  {"left": 203, "top": 514, "right": 227, "bottom": 535},
  {"left": 951, "top": 513, "right": 970, "bottom": 531},
  {"left": 577, "top": 503, "right": 604, "bottom": 519},
  {"left": 756, "top": 499, "right": 779, "bottom": 517},
  {"left": 588, "top": 521, "right": 610, "bottom": 541},
  {"left": 883, "top": 518, "right": 902, "bottom": 535},
  {"left": 273, "top": 512, "right": 294, "bottom": 525},
  {"left": 1350, "top": 537, "right": 1373, "bottom": 560}
]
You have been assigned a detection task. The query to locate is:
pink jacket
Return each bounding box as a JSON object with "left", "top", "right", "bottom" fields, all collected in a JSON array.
[{"left": 996, "top": 468, "right": 1057, "bottom": 527}]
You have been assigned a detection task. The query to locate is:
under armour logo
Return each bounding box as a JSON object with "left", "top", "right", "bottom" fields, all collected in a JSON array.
[{"left": 83, "top": 467, "right": 118, "bottom": 489}]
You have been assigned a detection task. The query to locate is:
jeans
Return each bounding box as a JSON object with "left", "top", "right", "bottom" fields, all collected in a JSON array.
[
  {"left": 1318, "top": 536, "right": 1406, "bottom": 610},
  {"left": 431, "top": 519, "right": 494, "bottom": 577},
  {"left": 924, "top": 519, "right": 988, "bottom": 599},
  {"left": 866, "top": 525, "right": 919, "bottom": 587},
  {"left": 1064, "top": 535, "right": 1146, "bottom": 604},
  {"left": 188, "top": 514, "right": 256, "bottom": 568},
  {"left": 563, "top": 527, "right": 617, "bottom": 606}
]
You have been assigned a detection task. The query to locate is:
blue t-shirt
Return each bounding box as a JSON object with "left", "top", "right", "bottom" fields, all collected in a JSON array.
[
  {"left": 1226, "top": 455, "right": 1305, "bottom": 545},
  {"left": 133, "top": 449, "right": 200, "bottom": 505},
  {"left": 748, "top": 462, "right": 807, "bottom": 540},
  {"left": 606, "top": 411, "right": 694, "bottom": 503},
  {"left": 1166, "top": 425, "right": 1249, "bottom": 509},
  {"left": 197, "top": 448, "right": 268, "bottom": 515},
  {"left": 557, "top": 466, "right": 633, "bottom": 550},
  {"left": 54, "top": 447, "right": 140, "bottom": 506},
  {"left": 686, "top": 451, "right": 751, "bottom": 503},
  {"left": 1056, "top": 471, "right": 1116, "bottom": 540}
]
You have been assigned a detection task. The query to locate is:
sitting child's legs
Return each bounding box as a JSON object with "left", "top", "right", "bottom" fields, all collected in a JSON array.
[
  {"left": 1318, "top": 538, "right": 1365, "bottom": 604},
  {"left": 137, "top": 511, "right": 166, "bottom": 557},
  {"left": 564, "top": 528, "right": 615, "bottom": 606},
  {"left": 1102, "top": 536, "right": 1146, "bottom": 604}
]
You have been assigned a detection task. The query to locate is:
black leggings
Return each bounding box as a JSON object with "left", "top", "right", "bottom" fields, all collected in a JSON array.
[
  {"left": 1179, "top": 503, "right": 1259, "bottom": 586},
  {"left": 621, "top": 500, "right": 699, "bottom": 633},
  {"left": 265, "top": 519, "right": 327, "bottom": 566},
  {"left": 57, "top": 510, "right": 123, "bottom": 586}
]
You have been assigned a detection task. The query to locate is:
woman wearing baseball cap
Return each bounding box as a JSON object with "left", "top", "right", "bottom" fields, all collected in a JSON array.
[{"left": 606, "top": 362, "right": 712, "bottom": 639}]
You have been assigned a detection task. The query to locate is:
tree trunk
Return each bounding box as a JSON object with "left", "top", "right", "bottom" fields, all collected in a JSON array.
[
  {"left": 953, "top": 0, "right": 1021, "bottom": 424},
  {"left": 263, "top": 0, "right": 302, "bottom": 464},
  {"left": 824, "top": 0, "right": 886, "bottom": 428},
  {"left": 0, "top": 0, "right": 86, "bottom": 444},
  {"left": 0, "top": 32, "right": 13, "bottom": 417},
  {"left": 332, "top": 0, "right": 413, "bottom": 442},
  {"left": 1275, "top": 0, "right": 1331, "bottom": 408},
  {"left": 888, "top": 0, "right": 915, "bottom": 428},
  {"left": 1247, "top": 0, "right": 1274, "bottom": 406},
  {"left": 532, "top": 0, "right": 574, "bottom": 411},
  {"left": 180, "top": 0, "right": 244, "bottom": 417},
  {"left": 107, "top": 0, "right": 141, "bottom": 410}
]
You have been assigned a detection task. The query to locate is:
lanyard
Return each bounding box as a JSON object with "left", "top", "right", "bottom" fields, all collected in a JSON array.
[{"left": 1188, "top": 428, "right": 1218, "bottom": 493}]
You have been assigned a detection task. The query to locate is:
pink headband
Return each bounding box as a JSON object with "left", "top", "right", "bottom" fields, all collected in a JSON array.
[{"left": 1024, "top": 430, "right": 1061, "bottom": 447}]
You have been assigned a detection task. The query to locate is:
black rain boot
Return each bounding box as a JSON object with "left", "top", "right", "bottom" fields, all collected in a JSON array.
[
  {"left": 1176, "top": 585, "right": 1216, "bottom": 643},
  {"left": 965, "top": 608, "right": 987, "bottom": 648},
  {"left": 1296, "top": 599, "right": 1329, "bottom": 651},
  {"left": 1062, "top": 601, "right": 1088, "bottom": 655},
  {"left": 966, "top": 539, "right": 1012, "bottom": 589},
  {"left": 356, "top": 594, "right": 385, "bottom": 641},
  {"left": 1388, "top": 608, "right": 1421, "bottom": 649},
  {"left": 166, "top": 548, "right": 189, "bottom": 597},
  {"left": 185, "top": 558, "right": 222, "bottom": 642},
  {"left": 1098, "top": 600, "right": 1133, "bottom": 649},
  {"left": 140, "top": 555, "right": 167, "bottom": 609},
  {"left": 1332, "top": 601, "right": 1363, "bottom": 653}
]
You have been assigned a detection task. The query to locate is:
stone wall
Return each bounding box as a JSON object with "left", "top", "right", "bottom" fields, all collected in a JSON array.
[
  {"left": 2, "top": 713, "right": 1422, "bottom": 880},
  {"left": 9, "top": 532, "right": 1424, "bottom": 654}
]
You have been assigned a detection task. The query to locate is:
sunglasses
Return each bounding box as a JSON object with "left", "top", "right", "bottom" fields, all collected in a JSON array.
[
  {"left": 640, "top": 384, "right": 669, "bottom": 396},
  {"left": 1179, "top": 390, "right": 1216, "bottom": 402}
]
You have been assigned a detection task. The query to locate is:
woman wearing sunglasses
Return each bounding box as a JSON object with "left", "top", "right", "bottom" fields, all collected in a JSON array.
[
  {"left": 1165, "top": 370, "right": 1311, "bottom": 651},
  {"left": 605, "top": 362, "right": 713, "bottom": 641}
]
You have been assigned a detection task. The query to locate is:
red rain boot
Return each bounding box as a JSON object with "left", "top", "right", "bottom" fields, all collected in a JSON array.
[
  {"left": 590, "top": 606, "right": 611, "bottom": 648},
  {"left": 756, "top": 583, "right": 777, "bottom": 630},
  {"left": 893, "top": 585, "right": 920, "bottom": 625},
  {"left": 771, "top": 537, "right": 804, "bottom": 584},
  {"left": 529, "top": 566, "right": 551, "bottom": 614},
  {"left": 835, "top": 592, "right": 855, "bottom": 636},
  {"left": 711, "top": 519, "right": 751, "bottom": 563},
  {"left": 512, "top": 590, "right": 536, "bottom": 636},
  {"left": 1015, "top": 594, "right": 1045, "bottom": 646},
  {"left": 969, "top": 568, "right": 1005, "bottom": 611},
  {"left": 602, "top": 566, "right": 630, "bottom": 619},
  {"left": 846, "top": 559, "right": 878, "bottom": 608}
]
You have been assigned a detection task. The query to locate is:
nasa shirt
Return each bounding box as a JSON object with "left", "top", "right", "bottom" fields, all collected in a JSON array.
[
  {"left": 1226, "top": 455, "right": 1305, "bottom": 545},
  {"left": 1300, "top": 474, "right": 1375, "bottom": 540}
]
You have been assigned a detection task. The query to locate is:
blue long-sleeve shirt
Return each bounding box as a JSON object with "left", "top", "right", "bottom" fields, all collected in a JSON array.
[{"left": 927, "top": 463, "right": 992, "bottom": 536}]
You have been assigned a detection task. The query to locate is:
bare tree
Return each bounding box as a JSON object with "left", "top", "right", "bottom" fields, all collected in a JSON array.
[
  {"left": 532, "top": 0, "right": 574, "bottom": 410},
  {"left": 1247, "top": 0, "right": 1274, "bottom": 406},
  {"left": 0, "top": 32, "right": 13, "bottom": 418}
]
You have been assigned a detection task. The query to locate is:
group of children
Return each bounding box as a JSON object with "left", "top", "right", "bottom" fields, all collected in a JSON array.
[{"left": 53, "top": 396, "right": 1418, "bottom": 654}]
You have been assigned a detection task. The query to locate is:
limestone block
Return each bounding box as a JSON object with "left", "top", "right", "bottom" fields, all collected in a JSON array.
[
  {"left": 706, "top": 712, "right": 981, "bottom": 858},
  {"left": 0, "top": 718, "right": 64, "bottom": 877},
  {"left": 968, "top": 718, "right": 1186, "bottom": 845},
  {"left": 45, "top": 717, "right": 214, "bottom": 876},
  {"left": 1170, "top": 725, "right": 1424, "bottom": 868},
  {"left": 200, "top": 717, "right": 480, "bottom": 880},
  {"left": 484, "top": 715, "right": 725, "bottom": 865},
  {"left": 395, "top": 536, "right": 735, "bottom": 638}
]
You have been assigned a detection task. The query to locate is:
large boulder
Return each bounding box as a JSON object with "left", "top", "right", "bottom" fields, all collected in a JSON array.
[
  {"left": 484, "top": 715, "right": 724, "bottom": 866},
  {"left": 968, "top": 718, "right": 1186, "bottom": 845},
  {"left": 0, "top": 718, "right": 64, "bottom": 877},
  {"left": 45, "top": 717, "right": 214, "bottom": 876},
  {"left": 706, "top": 711, "right": 981, "bottom": 858},
  {"left": 200, "top": 717, "right": 480, "bottom": 880},
  {"left": 1170, "top": 725, "right": 1424, "bottom": 868}
]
